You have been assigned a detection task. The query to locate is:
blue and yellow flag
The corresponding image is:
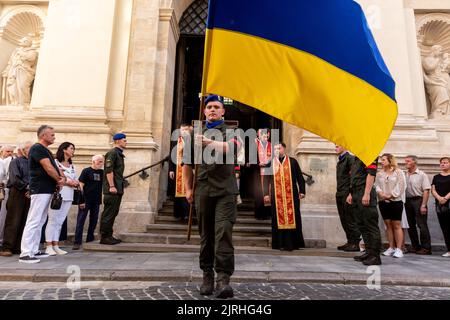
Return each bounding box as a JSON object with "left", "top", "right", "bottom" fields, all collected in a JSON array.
[{"left": 202, "top": 0, "right": 398, "bottom": 165}]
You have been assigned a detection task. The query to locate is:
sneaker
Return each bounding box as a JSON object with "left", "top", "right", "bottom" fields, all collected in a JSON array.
[
  {"left": 393, "top": 248, "right": 404, "bottom": 258},
  {"left": 35, "top": 251, "right": 50, "bottom": 258},
  {"left": 53, "top": 246, "right": 68, "bottom": 255},
  {"left": 382, "top": 247, "right": 396, "bottom": 256},
  {"left": 442, "top": 252, "right": 450, "bottom": 257},
  {"left": 45, "top": 246, "right": 57, "bottom": 256},
  {"left": 19, "top": 256, "right": 40, "bottom": 264}
]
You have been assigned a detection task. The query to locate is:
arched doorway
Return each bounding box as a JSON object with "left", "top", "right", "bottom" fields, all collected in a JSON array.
[{"left": 170, "top": 0, "right": 282, "bottom": 198}]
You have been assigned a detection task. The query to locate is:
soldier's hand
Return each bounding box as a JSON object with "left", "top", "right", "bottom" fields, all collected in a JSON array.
[
  {"left": 109, "top": 186, "right": 118, "bottom": 194},
  {"left": 362, "top": 193, "right": 370, "bottom": 206},
  {"left": 169, "top": 171, "right": 175, "bottom": 180},
  {"left": 186, "top": 189, "right": 194, "bottom": 204},
  {"left": 346, "top": 194, "right": 352, "bottom": 205},
  {"left": 79, "top": 203, "right": 86, "bottom": 210},
  {"left": 299, "top": 194, "right": 305, "bottom": 200}
]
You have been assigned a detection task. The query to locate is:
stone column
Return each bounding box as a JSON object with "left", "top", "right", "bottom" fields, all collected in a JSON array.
[{"left": 26, "top": 0, "right": 116, "bottom": 148}]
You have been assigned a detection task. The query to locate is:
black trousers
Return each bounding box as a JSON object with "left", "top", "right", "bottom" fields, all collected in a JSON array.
[
  {"left": 436, "top": 204, "right": 450, "bottom": 251},
  {"left": 336, "top": 195, "right": 361, "bottom": 244},
  {"left": 405, "top": 197, "right": 431, "bottom": 250},
  {"left": 173, "top": 197, "right": 189, "bottom": 219},
  {"left": 3, "top": 187, "right": 30, "bottom": 253},
  {"left": 100, "top": 194, "right": 123, "bottom": 238}
]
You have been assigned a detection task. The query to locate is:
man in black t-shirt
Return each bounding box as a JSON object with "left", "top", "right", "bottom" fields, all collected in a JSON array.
[
  {"left": 19, "top": 125, "right": 65, "bottom": 264},
  {"left": 73, "top": 155, "right": 104, "bottom": 250}
]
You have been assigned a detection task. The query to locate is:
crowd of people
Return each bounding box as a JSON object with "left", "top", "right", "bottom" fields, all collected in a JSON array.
[
  {"left": 335, "top": 149, "right": 450, "bottom": 265},
  {"left": 0, "top": 125, "right": 127, "bottom": 263}
]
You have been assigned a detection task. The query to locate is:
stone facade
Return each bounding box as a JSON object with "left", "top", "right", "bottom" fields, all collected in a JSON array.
[{"left": 0, "top": 0, "right": 449, "bottom": 246}]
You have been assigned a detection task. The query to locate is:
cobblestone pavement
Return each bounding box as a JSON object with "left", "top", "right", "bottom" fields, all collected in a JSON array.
[{"left": 0, "top": 281, "right": 449, "bottom": 300}]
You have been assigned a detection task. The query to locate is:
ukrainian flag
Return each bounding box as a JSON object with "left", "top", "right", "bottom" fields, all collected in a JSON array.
[{"left": 202, "top": 0, "right": 398, "bottom": 165}]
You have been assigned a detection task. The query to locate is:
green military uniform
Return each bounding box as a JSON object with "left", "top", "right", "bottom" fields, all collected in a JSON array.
[
  {"left": 350, "top": 157, "right": 381, "bottom": 256},
  {"left": 185, "top": 122, "right": 239, "bottom": 282},
  {"left": 100, "top": 147, "right": 125, "bottom": 240},
  {"left": 336, "top": 152, "right": 360, "bottom": 246}
]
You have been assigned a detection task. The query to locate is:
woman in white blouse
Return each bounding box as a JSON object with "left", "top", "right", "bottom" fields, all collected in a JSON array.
[
  {"left": 376, "top": 154, "right": 406, "bottom": 258},
  {"left": 45, "top": 142, "right": 79, "bottom": 255}
]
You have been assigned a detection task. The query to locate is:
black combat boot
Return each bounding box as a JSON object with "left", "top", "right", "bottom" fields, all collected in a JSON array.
[
  {"left": 362, "top": 254, "right": 381, "bottom": 266},
  {"left": 200, "top": 272, "right": 214, "bottom": 296},
  {"left": 353, "top": 251, "right": 370, "bottom": 261},
  {"left": 343, "top": 243, "right": 361, "bottom": 252},
  {"left": 215, "top": 276, "right": 234, "bottom": 299}
]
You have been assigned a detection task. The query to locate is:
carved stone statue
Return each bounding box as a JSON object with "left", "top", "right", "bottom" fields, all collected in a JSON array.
[
  {"left": 422, "top": 45, "right": 450, "bottom": 118},
  {"left": 1, "top": 37, "right": 38, "bottom": 106}
]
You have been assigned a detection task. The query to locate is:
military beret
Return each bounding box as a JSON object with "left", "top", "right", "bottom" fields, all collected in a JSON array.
[
  {"left": 113, "top": 133, "right": 126, "bottom": 141},
  {"left": 205, "top": 94, "right": 224, "bottom": 106}
]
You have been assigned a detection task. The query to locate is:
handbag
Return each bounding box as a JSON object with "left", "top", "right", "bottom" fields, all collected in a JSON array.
[
  {"left": 50, "top": 191, "right": 63, "bottom": 210},
  {"left": 72, "top": 187, "right": 84, "bottom": 205}
]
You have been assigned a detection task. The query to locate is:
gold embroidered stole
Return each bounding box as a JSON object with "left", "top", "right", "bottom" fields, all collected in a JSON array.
[
  {"left": 175, "top": 136, "right": 186, "bottom": 197},
  {"left": 256, "top": 139, "right": 272, "bottom": 201},
  {"left": 273, "top": 156, "right": 296, "bottom": 229}
]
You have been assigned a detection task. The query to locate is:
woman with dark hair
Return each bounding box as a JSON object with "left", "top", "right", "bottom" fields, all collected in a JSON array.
[
  {"left": 431, "top": 157, "right": 450, "bottom": 258},
  {"left": 45, "top": 142, "right": 79, "bottom": 255}
]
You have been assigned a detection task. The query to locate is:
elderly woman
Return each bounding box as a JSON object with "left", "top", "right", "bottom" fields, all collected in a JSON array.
[
  {"left": 45, "top": 142, "right": 79, "bottom": 255},
  {"left": 376, "top": 154, "right": 406, "bottom": 258}
]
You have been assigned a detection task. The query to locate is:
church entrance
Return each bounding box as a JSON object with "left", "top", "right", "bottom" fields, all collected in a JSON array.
[{"left": 170, "top": 0, "right": 282, "bottom": 199}]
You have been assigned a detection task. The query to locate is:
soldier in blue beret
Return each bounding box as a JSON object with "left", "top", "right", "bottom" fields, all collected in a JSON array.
[
  {"left": 99, "top": 133, "right": 127, "bottom": 245},
  {"left": 183, "top": 94, "right": 239, "bottom": 299}
]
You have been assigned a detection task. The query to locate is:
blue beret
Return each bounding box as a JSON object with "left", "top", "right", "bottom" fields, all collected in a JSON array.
[
  {"left": 205, "top": 94, "right": 224, "bottom": 105},
  {"left": 113, "top": 133, "right": 126, "bottom": 141}
]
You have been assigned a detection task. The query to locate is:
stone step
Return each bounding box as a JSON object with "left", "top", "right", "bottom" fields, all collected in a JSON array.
[
  {"left": 158, "top": 208, "right": 255, "bottom": 217},
  {"left": 146, "top": 223, "right": 271, "bottom": 237},
  {"left": 156, "top": 215, "right": 271, "bottom": 227},
  {"left": 159, "top": 201, "right": 254, "bottom": 213},
  {"left": 83, "top": 241, "right": 336, "bottom": 255},
  {"left": 119, "top": 232, "right": 271, "bottom": 247}
]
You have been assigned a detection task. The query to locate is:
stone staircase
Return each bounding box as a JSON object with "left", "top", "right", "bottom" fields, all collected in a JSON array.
[{"left": 83, "top": 199, "right": 327, "bottom": 254}]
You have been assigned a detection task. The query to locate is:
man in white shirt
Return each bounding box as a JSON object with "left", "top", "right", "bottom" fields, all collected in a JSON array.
[{"left": 404, "top": 155, "right": 432, "bottom": 255}]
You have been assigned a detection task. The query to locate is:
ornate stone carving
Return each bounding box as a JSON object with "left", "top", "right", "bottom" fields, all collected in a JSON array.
[
  {"left": 416, "top": 13, "right": 450, "bottom": 118},
  {"left": 0, "top": 5, "right": 45, "bottom": 106},
  {"left": 0, "top": 5, "right": 45, "bottom": 46},
  {"left": 1, "top": 36, "right": 39, "bottom": 106},
  {"left": 422, "top": 45, "right": 450, "bottom": 118}
]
